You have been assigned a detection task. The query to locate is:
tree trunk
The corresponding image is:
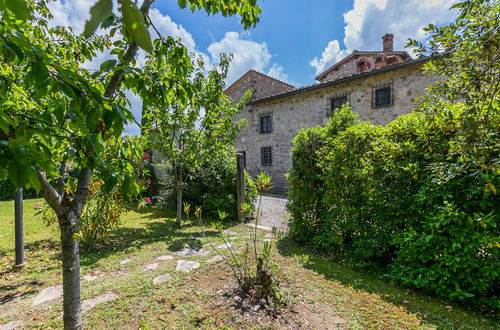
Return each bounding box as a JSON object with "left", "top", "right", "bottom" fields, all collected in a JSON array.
[
  {"left": 175, "top": 167, "right": 183, "bottom": 227},
  {"left": 59, "top": 209, "right": 81, "bottom": 330}
]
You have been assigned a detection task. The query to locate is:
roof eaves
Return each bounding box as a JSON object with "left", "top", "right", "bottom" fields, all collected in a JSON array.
[{"left": 250, "top": 56, "right": 432, "bottom": 105}]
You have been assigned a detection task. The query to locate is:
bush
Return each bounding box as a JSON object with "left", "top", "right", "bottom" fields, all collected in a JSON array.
[
  {"left": 0, "top": 179, "right": 38, "bottom": 201},
  {"left": 155, "top": 147, "right": 258, "bottom": 220},
  {"left": 287, "top": 105, "right": 500, "bottom": 308}
]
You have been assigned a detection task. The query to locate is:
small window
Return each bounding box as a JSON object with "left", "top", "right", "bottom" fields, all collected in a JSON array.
[
  {"left": 260, "top": 115, "right": 272, "bottom": 134},
  {"left": 373, "top": 85, "right": 393, "bottom": 107},
  {"left": 261, "top": 147, "right": 272, "bottom": 166},
  {"left": 331, "top": 96, "right": 348, "bottom": 111}
]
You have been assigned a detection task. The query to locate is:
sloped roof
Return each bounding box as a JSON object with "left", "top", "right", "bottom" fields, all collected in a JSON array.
[
  {"left": 250, "top": 55, "right": 432, "bottom": 105},
  {"left": 224, "top": 70, "right": 295, "bottom": 96},
  {"left": 315, "top": 50, "right": 411, "bottom": 82}
]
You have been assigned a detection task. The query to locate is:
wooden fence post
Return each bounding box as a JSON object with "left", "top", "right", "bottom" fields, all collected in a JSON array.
[{"left": 236, "top": 153, "right": 246, "bottom": 222}]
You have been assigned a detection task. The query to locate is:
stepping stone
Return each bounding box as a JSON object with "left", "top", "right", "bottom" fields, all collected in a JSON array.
[
  {"left": 245, "top": 224, "right": 273, "bottom": 231},
  {"left": 142, "top": 263, "right": 159, "bottom": 271},
  {"left": 156, "top": 255, "right": 174, "bottom": 261},
  {"left": 173, "top": 247, "right": 208, "bottom": 257},
  {"left": 82, "top": 271, "right": 106, "bottom": 281},
  {"left": 120, "top": 258, "right": 132, "bottom": 265},
  {"left": 153, "top": 274, "right": 172, "bottom": 285},
  {"left": 176, "top": 260, "right": 200, "bottom": 272},
  {"left": 264, "top": 233, "right": 274, "bottom": 238},
  {"left": 81, "top": 293, "right": 118, "bottom": 313},
  {"left": 206, "top": 255, "right": 224, "bottom": 264},
  {"left": 223, "top": 230, "right": 238, "bottom": 235},
  {"left": 217, "top": 242, "right": 233, "bottom": 249},
  {"left": 228, "top": 237, "right": 238, "bottom": 240},
  {"left": 0, "top": 321, "right": 23, "bottom": 330},
  {"left": 33, "top": 285, "right": 63, "bottom": 306}
]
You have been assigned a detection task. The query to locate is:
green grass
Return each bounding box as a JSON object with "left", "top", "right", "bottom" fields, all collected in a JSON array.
[{"left": 0, "top": 198, "right": 498, "bottom": 329}]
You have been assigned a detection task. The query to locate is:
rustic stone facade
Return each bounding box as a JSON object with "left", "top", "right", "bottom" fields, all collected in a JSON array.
[{"left": 226, "top": 38, "right": 441, "bottom": 191}]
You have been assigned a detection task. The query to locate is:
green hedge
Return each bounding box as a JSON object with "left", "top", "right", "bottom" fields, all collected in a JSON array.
[{"left": 287, "top": 105, "right": 500, "bottom": 308}]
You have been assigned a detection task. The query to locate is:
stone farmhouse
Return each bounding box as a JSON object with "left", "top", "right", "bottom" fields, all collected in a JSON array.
[{"left": 225, "top": 34, "right": 441, "bottom": 191}]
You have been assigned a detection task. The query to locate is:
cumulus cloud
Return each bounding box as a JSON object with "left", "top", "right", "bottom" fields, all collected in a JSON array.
[
  {"left": 267, "top": 63, "right": 289, "bottom": 83},
  {"left": 310, "top": 0, "right": 458, "bottom": 75}
]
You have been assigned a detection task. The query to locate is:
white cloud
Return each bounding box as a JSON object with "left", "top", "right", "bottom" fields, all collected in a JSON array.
[
  {"left": 207, "top": 32, "right": 290, "bottom": 85},
  {"left": 267, "top": 63, "right": 289, "bottom": 83},
  {"left": 310, "top": 0, "right": 458, "bottom": 75}
]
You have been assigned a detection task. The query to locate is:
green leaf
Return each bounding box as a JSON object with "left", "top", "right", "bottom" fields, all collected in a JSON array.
[
  {"left": 100, "top": 59, "right": 117, "bottom": 72},
  {"left": 83, "top": 0, "right": 113, "bottom": 38},
  {"left": 119, "top": 0, "right": 153, "bottom": 53},
  {"left": 8, "top": 162, "right": 29, "bottom": 188},
  {"left": 5, "top": 0, "right": 31, "bottom": 20}
]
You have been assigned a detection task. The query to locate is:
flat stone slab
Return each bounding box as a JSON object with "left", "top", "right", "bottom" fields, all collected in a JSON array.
[
  {"left": 82, "top": 271, "right": 106, "bottom": 281},
  {"left": 217, "top": 242, "right": 233, "bottom": 249},
  {"left": 173, "top": 247, "right": 209, "bottom": 257},
  {"left": 228, "top": 237, "right": 238, "bottom": 240},
  {"left": 33, "top": 285, "right": 63, "bottom": 306},
  {"left": 153, "top": 274, "right": 172, "bottom": 284},
  {"left": 223, "top": 230, "right": 238, "bottom": 235},
  {"left": 206, "top": 255, "right": 224, "bottom": 264},
  {"left": 176, "top": 260, "right": 200, "bottom": 272},
  {"left": 245, "top": 223, "right": 273, "bottom": 231},
  {"left": 156, "top": 255, "right": 174, "bottom": 261},
  {"left": 81, "top": 293, "right": 119, "bottom": 313},
  {"left": 120, "top": 258, "right": 133, "bottom": 265},
  {"left": 142, "top": 263, "right": 159, "bottom": 271},
  {"left": 0, "top": 321, "right": 23, "bottom": 330}
]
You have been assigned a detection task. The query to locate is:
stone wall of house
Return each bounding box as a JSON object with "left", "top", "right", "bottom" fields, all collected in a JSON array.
[{"left": 233, "top": 62, "right": 441, "bottom": 191}]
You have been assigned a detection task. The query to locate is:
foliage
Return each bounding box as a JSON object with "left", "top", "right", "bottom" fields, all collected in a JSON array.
[
  {"left": 138, "top": 36, "right": 251, "bottom": 226},
  {"left": 288, "top": 104, "right": 499, "bottom": 308}
]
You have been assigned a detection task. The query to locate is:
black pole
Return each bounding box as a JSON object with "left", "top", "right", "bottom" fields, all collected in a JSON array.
[{"left": 13, "top": 188, "right": 26, "bottom": 270}]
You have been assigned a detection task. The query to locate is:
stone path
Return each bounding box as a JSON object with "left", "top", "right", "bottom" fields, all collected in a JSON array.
[
  {"left": 173, "top": 247, "right": 209, "bottom": 257},
  {"left": 255, "top": 195, "right": 289, "bottom": 231}
]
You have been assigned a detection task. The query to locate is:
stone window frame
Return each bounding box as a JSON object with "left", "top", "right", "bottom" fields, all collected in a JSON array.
[
  {"left": 372, "top": 82, "right": 394, "bottom": 108},
  {"left": 259, "top": 113, "right": 273, "bottom": 134},
  {"left": 261, "top": 146, "right": 272, "bottom": 167},
  {"left": 327, "top": 91, "right": 350, "bottom": 117}
]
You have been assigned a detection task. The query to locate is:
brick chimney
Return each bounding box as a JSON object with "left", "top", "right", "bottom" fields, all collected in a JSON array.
[{"left": 382, "top": 33, "right": 394, "bottom": 52}]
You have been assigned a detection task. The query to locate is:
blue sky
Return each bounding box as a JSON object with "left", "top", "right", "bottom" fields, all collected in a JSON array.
[{"left": 48, "top": 0, "right": 458, "bottom": 133}]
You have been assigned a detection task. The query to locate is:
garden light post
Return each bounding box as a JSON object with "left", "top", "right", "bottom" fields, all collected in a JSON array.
[
  {"left": 236, "top": 152, "right": 246, "bottom": 222},
  {"left": 13, "top": 188, "right": 26, "bottom": 270}
]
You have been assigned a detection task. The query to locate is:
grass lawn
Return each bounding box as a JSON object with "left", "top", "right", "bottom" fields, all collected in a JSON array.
[{"left": 0, "top": 198, "right": 498, "bottom": 329}]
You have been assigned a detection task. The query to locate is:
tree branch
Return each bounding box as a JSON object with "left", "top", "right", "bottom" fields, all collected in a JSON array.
[
  {"left": 104, "top": 0, "right": 155, "bottom": 98},
  {"left": 71, "top": 167, "right": 92, "bottom": 217},
  {"left": 37, "top": 170, "right": 63, "bottom": 216}
]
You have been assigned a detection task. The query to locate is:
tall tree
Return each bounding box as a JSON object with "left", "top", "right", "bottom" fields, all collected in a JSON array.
[
  {"left": 138, "top": 39, "right": 250, "bottom": 226},
  {"left": 0, "top": 0, "right": 261, "bottom": 328}
]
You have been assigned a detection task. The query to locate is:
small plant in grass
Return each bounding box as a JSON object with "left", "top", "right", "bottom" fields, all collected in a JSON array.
[{"left": 190, "top": 173, "right": 285, "bottom": 312}]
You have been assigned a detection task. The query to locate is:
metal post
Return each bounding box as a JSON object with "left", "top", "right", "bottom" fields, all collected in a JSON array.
[
  {"left": 13, "top": 188, "right": 26, "bottom": 271},
  {"left": 236, "top": 153, "right": 246, "bottom": 222}
]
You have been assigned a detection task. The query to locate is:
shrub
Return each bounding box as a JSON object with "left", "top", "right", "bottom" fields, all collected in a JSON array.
[
  {"left": 287, "top": 105, "right": 500, "bottom": 308},
  {"left": 0, "top": 179, "right": 38, "bottom": 201},
  {"left": 155, "top": 147, "right": 258, "bottom": 219}
]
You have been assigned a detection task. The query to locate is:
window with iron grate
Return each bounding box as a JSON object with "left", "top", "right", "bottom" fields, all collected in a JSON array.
[
  {"left": 372, "top": 83, "right": 393, "bottom": 108},
  {"left": 261, "top": 147, "right": 272, "bottom": 166}
]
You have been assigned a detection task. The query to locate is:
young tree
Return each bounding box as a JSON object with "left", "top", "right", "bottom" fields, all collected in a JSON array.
[
  {"left": 0, "top": 0, "right": 261, "bottom": 328},
  {"left": 138, "top": 39, "right": 250, "bottom": 227}
]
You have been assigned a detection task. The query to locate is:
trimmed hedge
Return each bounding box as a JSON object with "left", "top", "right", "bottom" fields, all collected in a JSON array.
[{"left": 287, "top": 105, "right": 500, "bottom": 308}]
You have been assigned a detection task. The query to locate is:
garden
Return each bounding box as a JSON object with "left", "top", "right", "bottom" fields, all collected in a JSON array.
[{"left": 0, "top": 0, "right": 499, "bottom": 329}]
